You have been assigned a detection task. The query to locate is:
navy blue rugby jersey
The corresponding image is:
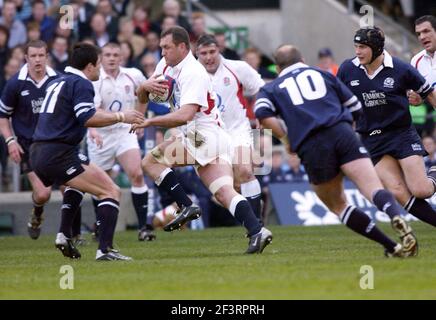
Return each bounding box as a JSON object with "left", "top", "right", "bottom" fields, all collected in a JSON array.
[
  {"left": 337, "top": 51, "right": 433, "bottom": 134},
  {"left": 254, "top": 63, "right": 361, "bottom": 152},
  {"left": 33, "top": 66, "right": 96, "bottom": 145},
  {"left": 0, "top": 64, "right": 59, "bottom": 141}
]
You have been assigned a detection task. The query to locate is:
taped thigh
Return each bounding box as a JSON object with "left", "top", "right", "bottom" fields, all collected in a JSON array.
[{"left": 208, "top": 175, "right": 234, "bottom": 194}]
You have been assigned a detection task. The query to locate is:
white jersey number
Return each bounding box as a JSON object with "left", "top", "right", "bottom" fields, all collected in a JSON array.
[
  {"left": 40, "top": 81, "right": 66, "bottom": 113},
  {"left": 279, "top": 70, "right": 327, "bottom": 105}
]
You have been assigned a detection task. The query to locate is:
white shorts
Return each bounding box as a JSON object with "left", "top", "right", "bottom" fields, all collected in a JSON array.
[
  {"left": 228, "top": 119, "right": 253, "bottom": 149},
  {"left": 87, "top": 126, "right": 140, "bottom": 171}
]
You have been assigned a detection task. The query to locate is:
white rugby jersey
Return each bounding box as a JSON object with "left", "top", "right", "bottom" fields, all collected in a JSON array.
[
  {"left": 209, "top": 57, "right": 264, "bottom": 130},
  {"left": 411, "top": 49, "right": 436, "bottom": 89},
  {"left": 93, "top": 66, "right": 146, "bottom": 112},
  {"left": 154, "top": 51, "right": 222, "bottom": 132}
]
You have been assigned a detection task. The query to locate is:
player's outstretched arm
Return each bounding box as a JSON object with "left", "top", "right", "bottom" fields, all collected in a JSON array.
[
  {"left": 426, "top": 90, "right": 436, "bottom": 109},
  {"left": 85, "top": 109, "right": 144, "bottom": 128},
  {"left": 130, "top": 104, "right": 197, "bottom": 132}
]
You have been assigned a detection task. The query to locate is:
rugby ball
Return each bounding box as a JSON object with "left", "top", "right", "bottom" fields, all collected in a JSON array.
[{"left": 149, "top": 74, "right": 175, "bottom": 103}]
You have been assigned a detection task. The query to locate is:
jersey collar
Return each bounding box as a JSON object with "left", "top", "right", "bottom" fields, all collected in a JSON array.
[
  {"left": 64, "top": 66, "right": 88, "bottom": 80},
  {"left": 352, "top": 50, "right": 393, "bottom": 79},
  {"left": 17, "top": 64, "right": 57, "bottom": 88},
  {"left": 278, "top": 62, "right": 309, "bottom": 77},
  {"left": 172, "top": 51, "right": 196, "bottom": 74}
]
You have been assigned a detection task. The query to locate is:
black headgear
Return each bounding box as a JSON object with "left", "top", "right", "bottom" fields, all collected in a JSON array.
[{"left": 354, "top": 27, "right": 385, "bottom": 63}]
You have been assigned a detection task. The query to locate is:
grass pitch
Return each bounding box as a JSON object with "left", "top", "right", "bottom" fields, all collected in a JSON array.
[{"left": 1, "top": 222, "right": 436, "bottom": 299}]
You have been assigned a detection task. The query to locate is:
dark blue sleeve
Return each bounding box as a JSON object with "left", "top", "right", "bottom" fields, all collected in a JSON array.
[
  {"left": 72, "top": 79, "right": 97, "bottom": 126},
  {"left": 405, "top": 64, "right": 433, "bottom": 100},
  {"left": 0, "top": 78, "right": 19, "bottom": 118},
  {"left": 254, "top": 87, "right": 277, "bottom": 120}
]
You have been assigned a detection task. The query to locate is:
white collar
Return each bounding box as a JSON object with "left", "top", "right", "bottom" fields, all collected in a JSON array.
[
  {"left": 278, "top": 62, "right": 309, "bottom": 77},
  {"left": 172, "top": 51, "right": 195, "bottom": 73},
  {"left": 18, "top": 63, "right": 56, "bottom": 81},
  {"left": 64, "top": 66, "right": 88, "bottom": 80},
  {"left": 352, "top": 50, "right": 393, "bottom": 80},
  {"left": 352, "top": 50, "right": 394, "bottom": 68},
  {"left": 99, "top": 67, "right": 128, "bottom": 80}
]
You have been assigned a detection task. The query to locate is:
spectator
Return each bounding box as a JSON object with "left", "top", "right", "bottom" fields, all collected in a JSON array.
[
  {"left": 0, "top": 25, "right": 9, "bottom": 71},
  {"left": 9, "top": 45, "right": 25, "bottom": 65},
  {"left": 0, "top": 0, "right": 27, "bottom": 48},
  {"left": 119, "top": 40, "right": 137, "bottom": 68},
  {"left": 73, "top": 0, "right": 96, "bottom": 40},
  {"left": 49, "top": 35, "right": 69, "bottom": 72},
  {"left": 111, "top": 0, "right": 130, "bottom": 17},
  {"left": 140, "top": 52, "right": 157, "bottom": 78},
  {"left": 132, "top": 4, "right": 158, "bottom": 36},
  {"left": 90, "top": 12, "right": 114, "bottom": 47},
  {"left": 138, "top": 31, "right": 162, "bottom": 62},
  {"left": 26, "top": 21, "right": 41, "bottom": 41},
  {"left": 214, "top": 31, "right": 240, "bottom": 60},
  {"left": 13, "top": 0, "right": 31, "bottom": 21},
  {"left": 96, "top": 0, "right": 119, "bottom": 40},
  {"left": 0, "top": 57, "right": 21, "bottom": 94},
  {"left": 423, "top": 135, "right": 436, "bottom": 169},
  {"left": 160, "top": 0, "right": 191, "bottom": 33},
  {"left": 117, "top": 18, "right": 145, "bottom": 58},
  {"left": 243, "top": 47, "right": 277, "bottom": 81},
  {"left": 317, "top": 47, "right": 339, "bottom": 76},
  {"left": 26, "top": 0, "right": 56, "bottom": 43},
  {"left": 190, "top": 12, "right": 207, "bottom": 49},
  {"left": 161, "top": 15, "right": 177, "bottom": 33}
]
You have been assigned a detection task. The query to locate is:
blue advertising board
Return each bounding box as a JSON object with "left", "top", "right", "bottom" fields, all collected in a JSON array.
[{"left": 269, "top": 181, "right": 435, "bottom": 225}]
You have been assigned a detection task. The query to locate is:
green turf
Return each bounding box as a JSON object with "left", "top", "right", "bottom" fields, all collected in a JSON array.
[{"left": 1, "top": 222, "right": 436, "bottom": 299}]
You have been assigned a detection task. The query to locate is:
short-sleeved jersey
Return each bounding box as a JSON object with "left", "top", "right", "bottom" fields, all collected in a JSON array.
[
  {"left": 254, "top": 63, "right": 361, "bottom": 152},
  {"left": 208, "top": 57, "right": 264, "bottom": 131},
  {"left": 93, "top": 66, "right": 145, "bottom": 131},
  {"left": 338, "top": 51, "right": 433, "bottom": 134},
  {"left": 0, "top": 64, "right": 59, "bottom": 141},
  {"left": 33, "top": 66, "right": 96, "bottom": 145},
  {"left": 154, "top": 51, "right": 222, "bottom": 132},
  {"left": 411, "top": 49, "right": 436, "bottom": 89}
]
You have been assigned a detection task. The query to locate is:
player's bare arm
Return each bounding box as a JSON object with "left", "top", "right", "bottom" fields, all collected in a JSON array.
[
  {"left": 85, "top": 109, "right": 144, "bottom": 127},
  {"left": 259, "top": 116, "right": 291, "bottom": 152},
  {"left": 131, "top": 104, "right": 198, "bottom": 131},
  {"left": 0, "top": 117, "right": 24, "bottom": 163}
]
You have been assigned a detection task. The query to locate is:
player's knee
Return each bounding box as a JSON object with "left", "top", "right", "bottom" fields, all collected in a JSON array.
[
  {"left": 105, "top": 183, "right": 121, "bottom": 201},
  {"left": 33, "top": 188, "right": 51, "bottom": 204},
  {"left": 409, "top": 184, "right": 433, "bottom": 200},
  {"left": 214, "top": 185, "right": 234, "bottom": 205},
  {"left": 129, "top": 169, "right": 145, "bottom": 186}
]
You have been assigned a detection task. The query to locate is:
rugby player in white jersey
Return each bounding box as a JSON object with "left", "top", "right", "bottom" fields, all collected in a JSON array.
[
  {"left": 196, "top": 34, "right": 265, "bottom": 225},
  {"left": 87, "top": 42, "right": 155, "bottom": 241},
  {"left": 135, "top": 26, "right": 272, "bottom": 254}
]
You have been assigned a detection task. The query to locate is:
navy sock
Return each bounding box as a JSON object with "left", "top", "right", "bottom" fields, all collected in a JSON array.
[
  {"left": 157, "top": 170, "right": 192, "bottom": 208},
  {"left": 59, "top": 188, "right": 84, "bottom": 238},
  {"left": 231, "top": 197, "right": 262, "bottom": 236},
  {"left": 97, "top": 198, "right": 119, "bottom": 252},
  {"left": 373, "top": 189, "right": 407, "bottom": 219},
  {"left": 72, "top": 206, "right": 82, "bottom": 238},
  {"left": 246, "top": 195, "right": 263, "bottom": 225},
  {"left": 131, "top": 190, "right": 148, "bottom": 229},
  {"left": 405, "top": 197, "right": 436, "bottom": 227},
  {"left": 341, "top": 206, "right": 397, "bottom": 252}
]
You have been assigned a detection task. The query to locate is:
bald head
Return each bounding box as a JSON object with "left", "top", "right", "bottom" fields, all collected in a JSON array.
[{"left": 274, "top": 45, "right": 303, "bottom": 72}]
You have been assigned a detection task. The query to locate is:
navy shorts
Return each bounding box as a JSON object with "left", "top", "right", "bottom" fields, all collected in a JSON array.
[
  {"left": 17, "top": 138, "right": 33, "bottom": 174},
  {"left": 30, "top": 142, "right": 90, "bottom": 187},
  {"left": 297, "top": 122, "right": 369, "bottom": 185},
  {"left": 360, "top": 125, "right": 427, "bottom": 165}
]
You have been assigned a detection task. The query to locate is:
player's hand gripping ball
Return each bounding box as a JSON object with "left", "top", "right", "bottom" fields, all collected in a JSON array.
[{"left": 148, "top": 75, "right": 175, "bottom": 103}]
